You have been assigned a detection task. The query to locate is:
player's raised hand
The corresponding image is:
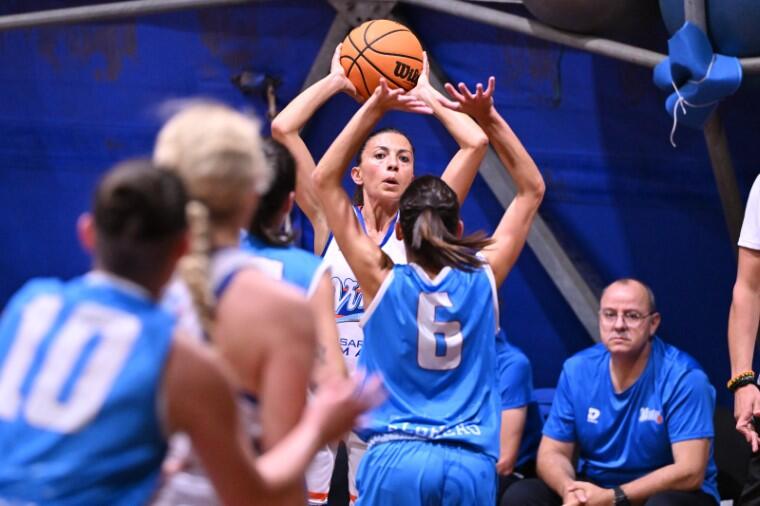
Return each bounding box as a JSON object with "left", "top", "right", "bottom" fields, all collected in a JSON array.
[
  {"left": 330, "top": 43, "right": 361, "bottom": 102},
  {"left": 439, "top": 77, "right": 496, "bottom": 123},
  {"left": 306, "top": 372, "right": 385, "bottom": 445},
  {"left": 408, "top": 51, "right": 434, "bottom": 103},
  {"left": 369, "top": 78, "right": 433, "bottom": 115}
]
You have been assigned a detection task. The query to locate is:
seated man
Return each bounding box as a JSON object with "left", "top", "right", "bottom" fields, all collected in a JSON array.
[
  {"left": 495, "top": 329, "right": 543, "bottom": 505},
  {"left": 504, "top": 278, "right": 719, "bottom": 506}
]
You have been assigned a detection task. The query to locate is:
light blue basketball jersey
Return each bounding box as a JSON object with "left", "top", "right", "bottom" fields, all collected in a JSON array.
[
  {"left": 241, "top": 232, "right": 326, "bottom": 296},
  {"left": 0, "top": 272, "right": 174, "bottom": 505},
  {"left": 357, "top": 262, "right": 501, "bottom": 459}
]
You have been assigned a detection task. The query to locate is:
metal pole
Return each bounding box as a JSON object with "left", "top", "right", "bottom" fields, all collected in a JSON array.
[
  {"left": 685, "top": 0, "right": 743, "bottom": 251},
  {"left": 0, "top": 0, "right": 260, "bottom": 31},
  {"left": 401, "top": 0, "right": 664, "bottom": 68},
  {"left": 400, "top": 0, "right": 760, "bottom": 74}
]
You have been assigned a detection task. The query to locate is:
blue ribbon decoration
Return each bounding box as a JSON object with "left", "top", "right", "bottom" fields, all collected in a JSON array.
[{"left": 653, "top": 22, "right": 742, "bottom": 146}]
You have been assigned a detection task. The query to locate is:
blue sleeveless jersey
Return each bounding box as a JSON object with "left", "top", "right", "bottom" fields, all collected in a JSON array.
[
  {"left": 241, "top": 233, "right": 326, "bottom": 296},
  {"left": 357, "top": 263, "right": 501, "bottom": 459},
  {"left": 0, "top": 272, "right": 174, "bottom": 505}
]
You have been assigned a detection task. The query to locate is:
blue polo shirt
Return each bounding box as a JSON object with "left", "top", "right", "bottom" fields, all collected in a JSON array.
[{"left": 543, "top": 337, "right": 718, "bottom": 503}]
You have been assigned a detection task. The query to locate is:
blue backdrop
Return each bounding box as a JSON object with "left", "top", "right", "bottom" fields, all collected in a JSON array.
[{"left": 1, "top": 0, "right": 758, "bottom": 407}]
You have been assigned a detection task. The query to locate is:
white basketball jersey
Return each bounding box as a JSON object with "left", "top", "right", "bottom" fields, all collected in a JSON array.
[{"left": 321, "top": 207, "right": 406, "bottom": 371}]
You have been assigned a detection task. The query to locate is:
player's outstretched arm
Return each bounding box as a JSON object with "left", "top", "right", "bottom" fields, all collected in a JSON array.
[
  {"left": 163, "top": 334, "right": 383, "bottom": 506},
  {"left": 408, "top": 53, "right": 488, "bottom": 205},
  {"left": 729, "top": 246, "right": 760, "bottom": 451},
  {"left": 440, "top": 77, "right": 545, "bottom": 287},
  {"left": 312, "top": 79, "right": 431, "bottom": 304},
  {"left": 271, "top": 44, "right": 359, "bottom": 254},
  {"left": 497, "top": 407, "right": 527, "bottom": 476},
  {"left": 311, "top": 270, "right": 348, "bottom": 382}
]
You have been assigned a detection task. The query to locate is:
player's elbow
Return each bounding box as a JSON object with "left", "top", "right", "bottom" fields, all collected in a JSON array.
[
  {"left": 468, "top": 132, "right": 489, "bottom": 153},
  {"left": 530, "top": 175, "right": 546, "bottom": 204},
  {"left": 680, "top": 466, "right": 705, "bottom": 491},
  {"left": 312, "top": 164, "right": 332, "bottom": 191},
  {"left": 269, "top": 116, "right": 288, "bottom": 141}
]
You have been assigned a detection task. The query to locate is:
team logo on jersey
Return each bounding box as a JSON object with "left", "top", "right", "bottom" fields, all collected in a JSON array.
[
  {"left": 639, "top": 407, "right": 663, "bottom": 424},
  {"left": 332, "top": 276, "right": 364, "bottom": 318},
  {"left": 587, "top": 407, "right": 601, "bottom": 424}
]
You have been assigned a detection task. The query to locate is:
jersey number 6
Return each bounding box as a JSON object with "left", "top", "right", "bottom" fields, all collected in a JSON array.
[{"left": 416, "top": 292, "right": 463, "bottom": 370}]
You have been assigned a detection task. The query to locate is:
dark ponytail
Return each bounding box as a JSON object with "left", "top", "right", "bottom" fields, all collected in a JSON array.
[
  {"left": 248, "top": 138, "right": 296, "bottom": 246},
  {"left": 399, "top": 176, "right": 491, "bottom": 272}
]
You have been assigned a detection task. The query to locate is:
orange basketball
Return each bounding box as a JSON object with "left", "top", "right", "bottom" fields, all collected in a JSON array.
[{"left": 340, "top": 20, "right": 424, "bottom": 101}]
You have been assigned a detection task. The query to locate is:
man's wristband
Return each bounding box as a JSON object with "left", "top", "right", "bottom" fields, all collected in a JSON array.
[
  {"left": 613, "top": 486, "right": 631, "bottom": 506},
  {"left": 728, "top": 371, "right": 757, "bottom": 392}
]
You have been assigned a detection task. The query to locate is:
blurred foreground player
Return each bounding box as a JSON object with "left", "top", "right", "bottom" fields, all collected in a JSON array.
[{"left": 0, "top": 161, "right": 382, "bottom": 505}]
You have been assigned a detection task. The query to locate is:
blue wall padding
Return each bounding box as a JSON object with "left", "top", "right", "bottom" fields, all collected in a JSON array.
[{"left": 2, "top": 1, "right": 760, "bottom": 407}]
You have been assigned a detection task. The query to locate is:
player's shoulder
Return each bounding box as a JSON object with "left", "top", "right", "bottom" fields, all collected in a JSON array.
[
  {"left": 3, "top": 277, "right": 66, "bottom": 313},
  {"left": 219, "top": 268, "right": 312, "bottom": 329},
  {"left": 653, "top": 337, "right": 710, "bottom": 386},
  {"left": 498, "top": 341, "right": 531, "bottom": 373},
  {"left": 563, "top": 343, "right": 608, "bottom": 376}
]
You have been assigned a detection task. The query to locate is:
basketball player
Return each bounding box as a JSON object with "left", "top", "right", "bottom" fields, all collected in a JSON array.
[
  {"left": 272, "top": 45, "right": 488, "bottom": 505},
  {"left": 152, "top": 102, "right": 333, "bottom": 505},
  {"left": 0, "top": 161, "right": 382, "bottom": 505},
  {"left": 242, "top": 139, "right": 345, "bottom": 384},
  {"left": 312, "top": 76, "right": 544, "bottom": 505}
]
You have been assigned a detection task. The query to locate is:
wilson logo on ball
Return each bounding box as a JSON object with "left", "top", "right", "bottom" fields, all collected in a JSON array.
[{"left": 393, "top": 62, "right": 420, "bottom": 85}]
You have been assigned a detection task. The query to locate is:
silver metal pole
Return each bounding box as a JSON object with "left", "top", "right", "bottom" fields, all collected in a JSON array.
[
  {"left": 400, "top": 0, "right": 760, "bottom": 74},
  {"left": 400, "top": 0, "right": 665, "bottom": 68},
  {"left": 0, "top": 0, "right": 261, "bottom": 31},
  {"left": 684, "top": 0, "right": 742, "bottom": 252}
]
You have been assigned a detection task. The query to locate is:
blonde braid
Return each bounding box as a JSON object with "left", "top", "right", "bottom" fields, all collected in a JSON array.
[{"left": 178, "top": 200, "right": 215, "bottom": 339}]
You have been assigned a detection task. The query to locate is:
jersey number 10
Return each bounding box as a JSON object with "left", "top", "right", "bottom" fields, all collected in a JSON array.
[{"left": 0, "top": 295, "right": 140, "bottom": 433}]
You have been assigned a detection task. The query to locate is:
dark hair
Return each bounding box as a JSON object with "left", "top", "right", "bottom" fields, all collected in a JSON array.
[
  {"left": 399, "top": 176, "right": 491, "bottom": 272},
  {"left": 248, "top": 139, "right": 296, "bottom": 246},
  {"left": 93, "top": 159, "right": 188, "bottom": 282},
  {"left": 353, "top": 127, "right": 415, "bottom": 206}
]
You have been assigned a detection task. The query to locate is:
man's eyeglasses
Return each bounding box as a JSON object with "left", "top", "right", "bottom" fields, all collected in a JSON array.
[{"left": 599, "top": 309, "right": 656, "bottom": 328}]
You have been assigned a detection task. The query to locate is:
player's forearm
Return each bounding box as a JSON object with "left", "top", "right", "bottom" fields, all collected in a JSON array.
[
  {"left": 271, "top": 74, "right": 346, "bottom": 140},
  {"left": 478, "top": 107, "right": 544, "bottom": 202},
  {"left": 536, "top": 450, "right": 576, "bottom": 496},
  {"left": 728, "top": 283, "right": 760, "bottom": 375},
  {"left": 255, "top": 417, "right": 323, "bottom": 492},
  {"left": 425, "top": 86, "right": 488, "bottom": 151},
  {"left": 620, "top": 461, "right": 705, "bottom": 503},
  {"left": 313, "top": 99, "right": 383, "bottom": 189}
]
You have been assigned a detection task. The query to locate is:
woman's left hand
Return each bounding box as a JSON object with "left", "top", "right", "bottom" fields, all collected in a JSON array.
[{"left": 368, "top": 78, "right": 433, "bottom": 115}]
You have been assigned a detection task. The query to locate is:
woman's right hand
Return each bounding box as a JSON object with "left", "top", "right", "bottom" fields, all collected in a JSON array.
[
  {"left": 307, "top": 373, "right": 386, "bottom": 444},
  {"left": 330, "top": 43, "right": 361, "bottom": 102}
]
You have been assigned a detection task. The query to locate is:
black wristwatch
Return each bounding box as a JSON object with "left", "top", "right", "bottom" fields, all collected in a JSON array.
[{"left": 613, "top": 486, "right": 631, "bottom": 506}]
